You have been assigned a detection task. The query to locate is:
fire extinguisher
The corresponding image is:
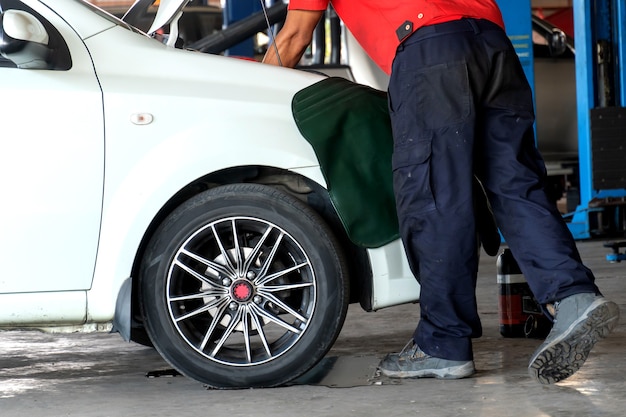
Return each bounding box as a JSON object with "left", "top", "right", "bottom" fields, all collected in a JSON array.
[{"left": 496, "top": 249, "right": 552, "bottom": 338}]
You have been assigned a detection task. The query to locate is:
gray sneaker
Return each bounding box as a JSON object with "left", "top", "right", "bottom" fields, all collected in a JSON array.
[
  {"left": 378, "top": 341, "right": 475, "bottom": 379},
  {"left": 528, "top": 293, "right": 620, "bottom": 384}
]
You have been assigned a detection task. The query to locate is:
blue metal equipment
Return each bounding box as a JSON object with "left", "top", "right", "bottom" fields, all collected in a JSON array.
[
  {"left": 604, "top": 241, "right": 626, "bottom": 262},
  {"left": 222, "top": 0, "right": 261, "bottom": 57},
  {"left": 570, "top": 0, "right": 626, "bottom": 240}
]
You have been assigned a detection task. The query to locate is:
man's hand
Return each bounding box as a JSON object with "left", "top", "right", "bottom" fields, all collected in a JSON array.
[{"left": 262, "top": 9, "right": 325, "bottom": 68}]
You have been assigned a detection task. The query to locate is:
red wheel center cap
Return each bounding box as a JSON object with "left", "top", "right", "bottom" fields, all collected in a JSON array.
[{"left": 232, "top": 280, "right": 254, "bottom": 302}]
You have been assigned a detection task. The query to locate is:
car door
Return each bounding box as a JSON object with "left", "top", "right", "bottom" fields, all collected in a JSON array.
[{"left": 0, "top": 0, "right": 104, "bottom": 293}]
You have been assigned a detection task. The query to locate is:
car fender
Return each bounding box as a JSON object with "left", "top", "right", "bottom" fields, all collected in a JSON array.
[
  {"left": 87, "top": 117, "right": 326, "bottom": 324},
  {"left": 84, "top": 29, "right": 327, "bottom": 323}
]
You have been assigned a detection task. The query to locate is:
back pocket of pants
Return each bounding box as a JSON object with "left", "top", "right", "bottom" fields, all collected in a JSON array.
[{"left": 414, "top": 61, "right": 471, "bottom": 130}]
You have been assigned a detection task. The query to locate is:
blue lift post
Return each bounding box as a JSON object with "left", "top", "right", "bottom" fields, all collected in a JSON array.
[
  {"left": 484, "top": 1, "right": 626, "bottom": 254},
  {"left": 222, "top": 0, "right": 261, "bottom": 57},
  {"left": 572, "top": 0, "right": 626, "bottom": 260}
]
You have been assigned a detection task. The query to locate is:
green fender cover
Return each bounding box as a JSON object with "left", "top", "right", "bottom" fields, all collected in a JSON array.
[
  {"left": 292, "top": 77, "right": 399, "bottom": 248},
  {"left": 291, "top": 76, "right": 500, "bottom": 254}
]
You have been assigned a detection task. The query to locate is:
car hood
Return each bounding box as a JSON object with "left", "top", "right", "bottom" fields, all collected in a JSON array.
[
  {"left": 83, "top": 24, "right": 325, "bottom": 110},
  {"left": 35, "top": 0, "right": 325, "bottom": 108}
]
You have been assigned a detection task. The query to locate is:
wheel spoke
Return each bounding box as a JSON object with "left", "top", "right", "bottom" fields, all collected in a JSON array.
[
  {"left": 211, "top": 305, "right": 245, "bottom": 357},
  {"left": 242, "top": 224, "right": 274, "bottom": 272},
  {"left": 249, "top": 302, "right": 302, "bottom": 334},
  {"left": 169, "top": 288, "right": 226, "bottom": 302},
  {"left": 199, "top": 302, "right": 230, "bottom": 351},
  {"left": 177, "top": 249, "right": 231, "bottom": 282},
  {"left": 255, "top": 261, "right": 309, "bottom": 286},
  {"left": 231, "top": 219, "right": 245, "bottom": 276},
  {"left": 261, "top": 281, "right": 314, "bottom": 293},
  {"left": 259, "top": 292, "right": 308, "bottom": 323},
  {"left": 254, "top": 231, "right": 284, "bottom": 280},
  {"left": 242, "top": 308, "right": 252, "bottom": 363},
  {"left": 210, "top": 223, "right": 237, "bottom": 276},
  {"left": 173, "top": 295, "right": 228, "bottom": 323},
  {"left": 248, "top": 307, "right": 272, "bottom": 358}
]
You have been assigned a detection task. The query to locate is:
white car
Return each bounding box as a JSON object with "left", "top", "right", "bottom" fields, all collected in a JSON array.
[{"left": 0, "top": 0, "right": 423, "bottom": 388}]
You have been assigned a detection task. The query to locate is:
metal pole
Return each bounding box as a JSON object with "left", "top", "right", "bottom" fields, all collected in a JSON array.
[{"left": 570, "top": 0, "right": 595, "bottom": 238}]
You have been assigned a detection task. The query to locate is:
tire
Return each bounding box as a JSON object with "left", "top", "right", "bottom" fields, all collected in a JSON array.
[{"left": 138, "top": 183, "right": 349, "bottom": 388}]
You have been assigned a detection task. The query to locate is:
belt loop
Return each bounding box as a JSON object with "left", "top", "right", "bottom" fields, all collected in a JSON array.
[{"left": 467, "top": 18, "right": 481, "bottom": 34}]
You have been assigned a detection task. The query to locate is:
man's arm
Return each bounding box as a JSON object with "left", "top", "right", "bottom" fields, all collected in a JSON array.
[{"left": 262, "top": 9, "right": 325, "bottom": 68}]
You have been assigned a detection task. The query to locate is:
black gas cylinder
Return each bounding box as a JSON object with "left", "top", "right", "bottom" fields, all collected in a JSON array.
[{"left": 496, "top": 249, "right": 552, "bottom": 339}]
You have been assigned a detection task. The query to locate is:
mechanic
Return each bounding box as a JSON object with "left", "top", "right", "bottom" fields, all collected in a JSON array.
[{"left": 263, "top": 0, "right": 619, "bottom": 384}]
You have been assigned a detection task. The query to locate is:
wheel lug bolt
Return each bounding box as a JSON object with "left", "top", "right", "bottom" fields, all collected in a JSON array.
[
  {"left": 229, "top": 302, "right": 238, "bottom": 310},
  {"left": 222, "top": 278, "right": 232, "bottom": 286},
  {"left": 253, "top": 295, "right": 262, "bottom": 304},
  {"left": 246, "top": 271, "right": 256, "bottom": 280}
]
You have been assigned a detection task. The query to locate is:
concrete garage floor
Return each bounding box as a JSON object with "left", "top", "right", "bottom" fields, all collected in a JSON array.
[{"left": 1, "top": 240, "right": 625, "bottom": 417}]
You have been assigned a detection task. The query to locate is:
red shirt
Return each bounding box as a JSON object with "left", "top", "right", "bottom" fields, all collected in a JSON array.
[{"left": 288, "top": 0, "right": 505, "bottom": 74}]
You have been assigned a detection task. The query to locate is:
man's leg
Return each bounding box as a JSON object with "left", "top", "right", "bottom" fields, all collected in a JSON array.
[
  {"left": 475, "top": 26, "right": 619, "bottom": 385},
  {"left": 384, "top": 21, "right": 487, "bottom": 371}
]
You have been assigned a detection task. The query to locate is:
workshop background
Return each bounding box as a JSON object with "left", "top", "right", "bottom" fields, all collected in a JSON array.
[{"left": 2, "top": 1, "right": 626, "bottom": 416}]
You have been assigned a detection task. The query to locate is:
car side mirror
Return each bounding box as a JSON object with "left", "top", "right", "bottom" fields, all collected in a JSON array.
[
  {"left": 0, "top": 9, "right": 52, "bottom": 69},
  {"left": 548, "top": 28, "right": 567, "bottom": 57}
]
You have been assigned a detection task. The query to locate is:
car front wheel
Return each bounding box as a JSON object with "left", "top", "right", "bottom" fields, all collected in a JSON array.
[{"left": 139, "top": 183, "right": 349, "bottom": 388}]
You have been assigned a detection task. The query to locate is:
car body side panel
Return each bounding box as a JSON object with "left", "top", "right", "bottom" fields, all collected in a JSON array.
[
  {"left": 0, "top": 1, "right": 104, "bottom": 295},
  {"left": 368, "top": 240, "right": 420, "bottom": 310},
  {"left": 0, "top": 291, "right": 86, "bottom": 325}
]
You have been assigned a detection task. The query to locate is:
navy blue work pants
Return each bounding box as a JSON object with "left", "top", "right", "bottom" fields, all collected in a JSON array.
[{"left": 388, "top": 18, "right": 599, "bottom": 361}]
